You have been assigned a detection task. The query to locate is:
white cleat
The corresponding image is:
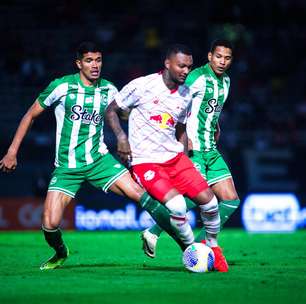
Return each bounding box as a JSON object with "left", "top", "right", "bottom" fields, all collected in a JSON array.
[{"left": 141, "top": 229, "right": 158, "bottom": 258}]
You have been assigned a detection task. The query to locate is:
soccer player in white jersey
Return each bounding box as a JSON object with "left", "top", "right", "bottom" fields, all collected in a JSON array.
[
  {"left": 143, "top": 39, "right": 240, "bottom": 256},
  {"left": 106, "top": 44, "right": 228, "bottom": 272},
  {"left": 0, "top": 42, "right": 191, "bottom": 270}
]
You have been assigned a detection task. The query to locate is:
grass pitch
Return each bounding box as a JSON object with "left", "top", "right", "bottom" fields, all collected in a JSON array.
[{"left": 0, "top": 229, "right": 305, "bottom": 304}]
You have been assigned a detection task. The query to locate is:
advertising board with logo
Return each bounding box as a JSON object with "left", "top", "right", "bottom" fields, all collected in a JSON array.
[{"left": 0, "top": 197, "right": 75, "bottom": 230}]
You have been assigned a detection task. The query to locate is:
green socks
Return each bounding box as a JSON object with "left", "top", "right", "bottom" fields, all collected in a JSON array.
[
  {"left": 147, "top": 198, "right": 241, "bottom": 242},
  {"left": 42, "top": 226, "right": 67, "bottom": 257},
  {"left": 219, "top": 199, "right": 240, "bottom": 227},
  {"left": 140, "top": 192, "right": 186, "bottom": 250},
  {"left": 148, "top": 224, "right": 163, "bottom": 236}
]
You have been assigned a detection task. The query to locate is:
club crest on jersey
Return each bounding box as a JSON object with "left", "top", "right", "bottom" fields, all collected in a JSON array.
[
  {"left": 205, "top": 98, "right": 223, "bottom": 113},
  {"left": 70, "top": 105, "right": 103, "bottom": 125},
  {"left": 100, "top": 95, "right": 108, "bottom": 105},
  {"left": 149, "top": 112, "right": 175, "bottom": 129},
  {"left": 50, "top": 177, "right": 57, "bottom": 185}
]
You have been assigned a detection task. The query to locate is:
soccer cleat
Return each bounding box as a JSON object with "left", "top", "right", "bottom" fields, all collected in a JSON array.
[
  {"left": 141, "top": 229, "right": 158, "bottom": 258},
  {"left": 200, "top": 239, "right": 207, "bottom": 245},
  {"left": 211, "top": 246, "right": 228, "bottom": 272},
  {"left": 40, "top": 246, "right": 69, "bottom": 270}
]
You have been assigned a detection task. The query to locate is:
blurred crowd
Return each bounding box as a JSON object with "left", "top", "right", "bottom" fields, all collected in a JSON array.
[{"left": 1, "top": 0, "right": 306, "bottom": 152}]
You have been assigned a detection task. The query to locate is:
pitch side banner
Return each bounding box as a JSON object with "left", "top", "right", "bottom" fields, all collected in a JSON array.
[
  {"left": 75, "top": 190, "right": 197, "bottom": 231},
  {"left": 0, "top": 197, "right": 75, "bottom": 230}
]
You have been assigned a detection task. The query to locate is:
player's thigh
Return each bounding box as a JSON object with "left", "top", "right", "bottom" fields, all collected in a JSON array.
[
  {"left": 211, "top": 178, "right": 239, "bottom": 201},
  {"left": 44, "top": 166, "right": 84, "bottom": 227},
  {"left": 171, "top": 154, "right": 209, "bottom": 199},
  {"left": 43, "top": 190, "right": 73, "bottom": 228},
  {"left": 87, "top": 153, "right": 129, "bottom": 193},
  {"left": 205, "top": 150, "right": 232, "bottom": 186},
  {"left": 131, "top": 163, "right": 178, "bottom": 203},
  {"left": 109, "top": 171, "right": 145, "bottom": 202}
]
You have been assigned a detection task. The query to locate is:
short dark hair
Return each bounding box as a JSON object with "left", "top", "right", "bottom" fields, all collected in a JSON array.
[
  {"left": 165, "top": 44, "right": 192, "bottom": 59},
  {"left": 76, "top": 41, "right": 102, "bottom": 59},
  {"left": 210, "top": 39, "right": 233, "bottom": 54}
]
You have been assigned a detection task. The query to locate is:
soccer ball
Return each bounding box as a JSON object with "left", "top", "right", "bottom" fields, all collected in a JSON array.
[{"left": 182, "top": 243, "right": 215, "bottom": 273}]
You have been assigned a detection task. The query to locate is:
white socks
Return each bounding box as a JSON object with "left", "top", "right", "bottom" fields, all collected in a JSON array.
[
  {"left": 165, "top": 195, "right": 194, "bottom": 246},
  {"left": 199, "top": 195, "right": 220, "bottom": 246},
  {"left": 164, "top": 194, "right": 221, "bottom": 247}
]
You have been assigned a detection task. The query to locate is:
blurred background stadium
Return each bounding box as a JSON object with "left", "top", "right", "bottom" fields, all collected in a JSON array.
[{"left": 0, "top": 0, "right": 305, "bottom": 232}]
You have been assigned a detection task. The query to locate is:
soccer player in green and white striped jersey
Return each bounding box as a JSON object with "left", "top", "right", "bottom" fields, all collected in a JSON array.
[
  {"left": 0, "top": 42, "right": 188, "bottom": 270},
  {"left": 186, "top": 39, "right": 240, "bottom": 241},
  {"left": 142, "top": 39, "right": 240, "bottom": 255}
]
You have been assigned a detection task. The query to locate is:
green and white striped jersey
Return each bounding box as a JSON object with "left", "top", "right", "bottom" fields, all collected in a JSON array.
[
  {"left": 37, "top": 73, "right": 118, "bottom": 168},
  {"left": 186, "top": 63, "right": 230, "bottom": 152}
]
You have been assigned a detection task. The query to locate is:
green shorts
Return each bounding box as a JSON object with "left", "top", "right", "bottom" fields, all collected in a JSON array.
[
  {"left": 48, "top": 153, "right": 128, "bottom": 198},
  {"left": 189, "top": 150, "right": 232, "bottom": 186}
]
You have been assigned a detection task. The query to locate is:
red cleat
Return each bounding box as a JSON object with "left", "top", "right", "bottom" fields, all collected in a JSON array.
[{"left": 211, "top": 246, "right": 229, "bottom": 272}]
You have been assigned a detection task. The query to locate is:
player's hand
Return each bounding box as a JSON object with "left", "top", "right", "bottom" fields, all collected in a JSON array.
[
  {"left": 117, "top": 136, "right": 132, "bottom": 166},
  {"left": 0, "top": 153, "right": 17, "bottom": 173}
]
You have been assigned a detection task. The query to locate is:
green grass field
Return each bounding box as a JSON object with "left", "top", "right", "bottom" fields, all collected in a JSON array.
[{"left": 0, "top": 229, "right": 305, "bottom": 304}]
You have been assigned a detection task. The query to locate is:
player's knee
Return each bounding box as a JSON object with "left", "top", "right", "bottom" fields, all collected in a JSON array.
[
  {"left": 205, "top": 188, "right": 215, "bottom": 201},
  {"left": 43, "top": 220, "right": 59, "bottom": 230},
  {"left": 228, "top": 194, "right": 240, "bottom": 201},
  {"left": 42, "top": 211, "right": 60, "bottom": 230},
  {"left": 165, "top": 194, "right": 187, "bottom": 216},
  {"left": 194, "top": 187, "right": 215, "bottom": 204},
  {"left": 221, "top": 192, "right": 240, "bottom": 201}
]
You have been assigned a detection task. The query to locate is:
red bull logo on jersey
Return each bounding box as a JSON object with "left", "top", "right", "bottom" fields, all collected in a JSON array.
[{"left": 149, "top": 113, "right": 175, "bottom": 129}]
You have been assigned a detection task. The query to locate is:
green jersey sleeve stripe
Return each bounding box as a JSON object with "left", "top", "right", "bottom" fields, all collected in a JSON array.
[{"left": 38, "top": 81, "right": 68, "bottom": 108}]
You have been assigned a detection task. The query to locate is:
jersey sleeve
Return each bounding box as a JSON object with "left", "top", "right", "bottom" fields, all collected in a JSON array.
[
  {"left": 106, "top": 84, "right": 119, "bottom": 105},
  {"left": 189, "top": 76, "right": 205, "bottom": 103},
  {"left": 37, "top": 79, "right": 62, "bottom": 109},
  {"left": 178, "top": 100, "right": 191, "bottom": 124},
  {"left": 114, "top": 78, "right": 143, "bottom": 110}
]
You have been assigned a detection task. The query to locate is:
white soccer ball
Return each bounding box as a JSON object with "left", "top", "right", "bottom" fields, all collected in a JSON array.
[{"left": 182, "top": 242, "right": 215, "bottom": 273}]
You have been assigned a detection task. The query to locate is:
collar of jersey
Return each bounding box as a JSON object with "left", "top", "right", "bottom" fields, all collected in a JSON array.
[
  {"left": 75, "top": 73, "right": 99, "bottom": 89},
  {"left": 205, "top": 63, "right": 224, "bottom": 82},
  {"left": 158, "top": 71, "right": 179, "bottom": 94}
]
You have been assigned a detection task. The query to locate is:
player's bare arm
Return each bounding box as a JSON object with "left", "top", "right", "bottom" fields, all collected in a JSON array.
[
  {"left": 105, "top": 100, "right": 132, "bottom": 164},
  {"left": 0, "top": 100, "right": 45, "bottom": 172},
  {"left": 175, "top": 122, "right": 188, "bottom": 155}
]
